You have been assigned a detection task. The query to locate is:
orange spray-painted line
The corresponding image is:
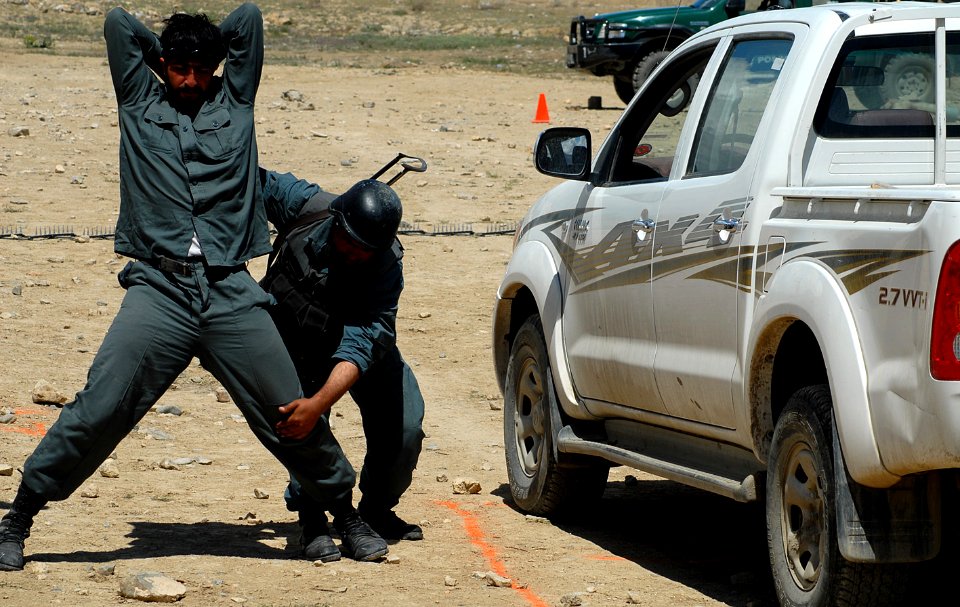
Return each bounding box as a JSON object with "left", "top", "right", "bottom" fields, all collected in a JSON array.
[
  {"left": 14, "top": 407, "right": 57, "bottom": 417},
  {"left": 437, "top": 500, "right": 549, "bottom": 607},
  {"left": 0, "top": 422, "right": 47, "bottom": 437}
]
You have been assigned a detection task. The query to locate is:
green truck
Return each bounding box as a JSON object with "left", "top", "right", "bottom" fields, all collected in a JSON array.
[{"left": 566, "top": 0, "right": 799, "bottom": 104}]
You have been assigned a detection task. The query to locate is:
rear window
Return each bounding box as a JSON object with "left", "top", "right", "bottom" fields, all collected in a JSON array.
[{"left": 814, "top": 32, "right": 960, "bottom": 138}]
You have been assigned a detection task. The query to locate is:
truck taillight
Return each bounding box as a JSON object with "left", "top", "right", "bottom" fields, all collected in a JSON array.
[{"left": 931, "top": 242, "right": 960, "bottom": 380}]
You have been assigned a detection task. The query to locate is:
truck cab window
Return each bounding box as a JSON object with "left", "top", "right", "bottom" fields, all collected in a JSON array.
[
  {"left": 814, "top": 32, "right": 958, "bottom": 139},
  {"left": 607, "top": 46, "right": 713, "bottom": 184},
  {"left": 688, "top": 38, "right": 792, "bottom": 176}
]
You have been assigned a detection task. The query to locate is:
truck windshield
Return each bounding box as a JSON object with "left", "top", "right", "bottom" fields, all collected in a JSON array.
[{"left": 815, "top": 32, "right": 960, "bottom": 138}]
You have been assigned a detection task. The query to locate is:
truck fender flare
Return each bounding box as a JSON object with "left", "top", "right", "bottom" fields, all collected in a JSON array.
[
  {"left": 749, "top": 259, "right": 900, "bottom": 487},
  {"left": 494, "top": 239, "right": 594, "bottom": 420}
]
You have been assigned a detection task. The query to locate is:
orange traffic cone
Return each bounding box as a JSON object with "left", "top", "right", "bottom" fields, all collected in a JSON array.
[{"left": 532, "top": 93, "right": 551, "bottom": 124}]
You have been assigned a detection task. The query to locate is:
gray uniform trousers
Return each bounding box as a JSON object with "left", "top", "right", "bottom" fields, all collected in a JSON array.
[
  {"left": 21, "top": 261, "right": 346, "bottom": 504},
  {"left": 284, "top": 346, "right": 425, "bottom": 515}
]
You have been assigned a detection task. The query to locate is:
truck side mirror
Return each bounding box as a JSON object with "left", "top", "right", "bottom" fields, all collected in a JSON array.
[{"left": 534, "top": 127, "right": 592, "bottom": 181}]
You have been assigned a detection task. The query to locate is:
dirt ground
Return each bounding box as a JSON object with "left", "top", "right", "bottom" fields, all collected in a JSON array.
[{"left": 0, "top": 36, "right": 786, "bottom": 607}]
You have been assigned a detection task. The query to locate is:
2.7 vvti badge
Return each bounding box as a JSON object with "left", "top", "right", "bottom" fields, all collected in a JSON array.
[{"left": 494, "top": 4, "right": 960, "bottom": 606}]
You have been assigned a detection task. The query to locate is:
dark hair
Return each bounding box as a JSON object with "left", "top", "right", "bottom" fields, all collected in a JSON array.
[{"left": 160, "top": 12, "right": 226, "bottom": 67}]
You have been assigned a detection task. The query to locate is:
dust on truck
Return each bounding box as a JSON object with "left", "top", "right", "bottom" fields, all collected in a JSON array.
[{"left": 496, "top": 3, "right": 960, "bottom": 606}]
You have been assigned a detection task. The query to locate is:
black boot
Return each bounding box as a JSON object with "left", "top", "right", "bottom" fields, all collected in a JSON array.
[
  {"left": 0, "top": 486, "right": 45, "bottom": 572},
  {"left": 298, "top": 511, "right": 340, "bottom": 563},
  {"left": 358, "top": 503, "right": 423, "bottom": 541},
  {"left": 332, "top": 507, "right": 388, "bottom": 562}
]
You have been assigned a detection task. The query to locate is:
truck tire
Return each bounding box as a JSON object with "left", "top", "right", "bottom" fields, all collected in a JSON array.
[
  {"left": 614, "top": 76, "right": 637, "bottom": 105},
  {"left": 623, "top": 49, "right": 699, "bottom": 112},
  {"left": 883, "top": 53, "right": 935, "bottom": 105},
  {"left": 504, "top": 315, "right": 608, "bottom": 516},
  {"left": 767, "top": 385, "right": 907, "bottom": 607},
  {"left": 632, "top": 49, "right": 671, "bottom": 95}
]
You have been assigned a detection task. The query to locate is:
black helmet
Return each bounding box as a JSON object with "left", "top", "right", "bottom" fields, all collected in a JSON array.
[{"left": 329, "top": 179, "right": 402, "bottom": 250}]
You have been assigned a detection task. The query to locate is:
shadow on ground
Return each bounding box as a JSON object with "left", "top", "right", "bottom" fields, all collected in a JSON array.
[
  {"left": 495, "top": 478, "right": 777, "bottom": 607},
  {"left": 494, "top": 476, "right": 960, "bottom": 607},
  {"left": 27, "top": 520, "right": 301, "bottom": 563}
]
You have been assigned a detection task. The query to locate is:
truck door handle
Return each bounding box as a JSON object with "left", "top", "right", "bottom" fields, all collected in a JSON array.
[
  {"left": 713, "top": 216, "right": 740, "bottom": 243},
  {"left": 632, "top": 218, "right": 656, "bottom": 243}
]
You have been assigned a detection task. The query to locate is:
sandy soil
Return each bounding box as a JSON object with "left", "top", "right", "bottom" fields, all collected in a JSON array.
[{"left": 0, "top": 47, "right": 787, "bottom": 607}]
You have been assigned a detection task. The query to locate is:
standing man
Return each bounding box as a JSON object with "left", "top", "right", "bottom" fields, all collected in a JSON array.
[
  {"left": 259, "top": 169, "right": 426, "bottom": 563},
  {"left": 0, "top": 4, "right": 386, "bottom": 571}
]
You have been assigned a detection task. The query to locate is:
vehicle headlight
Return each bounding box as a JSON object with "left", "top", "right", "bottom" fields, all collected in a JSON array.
[{"left": 606, "top": 23, "right": 629, "bottom": 39}]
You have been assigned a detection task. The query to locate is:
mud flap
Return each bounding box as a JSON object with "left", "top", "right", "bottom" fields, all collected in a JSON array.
[{"left": 833, "top": 424, "right": 941, "bottom": 562}]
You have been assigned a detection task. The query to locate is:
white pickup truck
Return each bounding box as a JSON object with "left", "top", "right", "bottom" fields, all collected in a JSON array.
[{"left": 493, "top": 3, "right": 960, "bottom": 606}]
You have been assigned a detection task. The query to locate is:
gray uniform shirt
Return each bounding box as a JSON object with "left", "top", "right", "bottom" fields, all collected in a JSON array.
[{"left": 103, "top": 3, "right": 271, "bottom": 267}]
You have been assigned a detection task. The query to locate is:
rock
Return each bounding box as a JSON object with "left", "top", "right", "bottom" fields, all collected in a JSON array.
[
  {"left": 158, "top": 460, "right": 180, "bottom": 471},
  {"left": 452, "top": 478, "right": 482, "bottom": 495},
  {"left": 70, "top": 175, "right": 84, "bottom": 185},
  {"left": 418, "top": 312, "right": 432, "bottom": 318},
  {"left": 96, "top": 563, "right": 116, "bottom": 576},
  {"left": 170, "top": 457, "right": 194, "bottom": 466},
  {"left": 138, "top": 427, "right": 174, "bottom": 441},
  {"left": 524, "top": 514, "right": 550, "bottom": 524},
  {"left": 436, "top": 474, "right": 448, "bottom": 483},
  {"left": 624, "top": 475, "right": 638, "bottom": 486},
  {"left": 215, "top": 387, "right": 231, "bottom": 403},
  {"left": 385, "top": 555, "right": 401, "bottom": 564},
  {"left": 25, "top": 562, "right": 49, "bottom": 575},
  {"left": 195, "top": 456, "right": 213, "bottom": 465},
  {"left": 11, "top": 284, "right": 22, "bottom": 296},
  {"left": 560, "top": 592, "right": 584, "bottom": 606},
  {"left": 282, "top": 90, "right": 304, "bottom": 102},
  {"left": 32, "top": 379, "right": 68, "bottom": 405},
  {"left": 0, "top": 412, "right": 15, "bottom": 424},
  {"left": 99, "top": 460, "right": 120, "bottom": 478},
  {"left": 483, "top": 571, "right": 512, "bottom": 587},
  {"left": 362, "top": 101, "right": 376, "bottom": 109},
  {"left": 253, "top": 488, "right": 269, "bottom": 499},
  {"left": 444, "top": 575, "right": 457, "bottom": 587},
  {"left": 0, "top": 464, "right": 14, "bottom": 476},
  {"left": 8, "top": 126, "right": 29, "bottom": 137},
  {"left": 626, "top": 590, "right": 642, "bottom": 604},
  {"left": 55, "top": 164, "right": 65, "bottom": 173},
  {"left": 80, "top": 484, "right": 99, "bottom": 498},
  {"left": 155, "top": 404, "right": 183, "bottom": 416},
  {"left": 481, "top": 462, "right": 494, "bottom": 471},
  {"left": 119, "top": 572, "right": 187, "bottom": 603},
  {"left": 489, "top": 401, "right": 502, "bottom": 411}
]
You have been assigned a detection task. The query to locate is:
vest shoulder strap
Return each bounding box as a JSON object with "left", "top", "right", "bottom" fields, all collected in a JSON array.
[{"left": 268, "top": 189, "right": 337, "bottom": 268}]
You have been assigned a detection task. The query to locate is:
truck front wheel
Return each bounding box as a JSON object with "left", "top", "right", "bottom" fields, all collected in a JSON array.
[
  {"left": 504, "top": 315, "right": 607, "bottom": 515},
  {"left": 614, "top": 76, "right": 637, "bottom": 105},
  {"left": 767, "top": 385, "right": 906, "bottom": 607}
]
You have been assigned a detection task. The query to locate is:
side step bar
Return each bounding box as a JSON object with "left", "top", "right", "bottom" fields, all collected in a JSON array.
[{"left": 555, "top": 425, "right": 759, "bottom": 502}]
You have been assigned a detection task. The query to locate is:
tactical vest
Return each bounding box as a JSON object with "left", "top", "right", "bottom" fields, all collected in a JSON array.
[{"left": 261, "top": 190, "right": 402, "bottom": 335}]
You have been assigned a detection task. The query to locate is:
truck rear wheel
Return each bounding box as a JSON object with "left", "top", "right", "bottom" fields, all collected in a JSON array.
[
  {"left": 504, "top": 315, "right": 607, "bottom": 516},
  {"left": 767, "top": 385, "right": 906, "bottom": 607}
]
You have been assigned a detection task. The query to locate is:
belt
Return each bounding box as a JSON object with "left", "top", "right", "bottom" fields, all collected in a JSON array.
[{"left": 151, "top": 256, "right": 201, "bottom": 276}]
